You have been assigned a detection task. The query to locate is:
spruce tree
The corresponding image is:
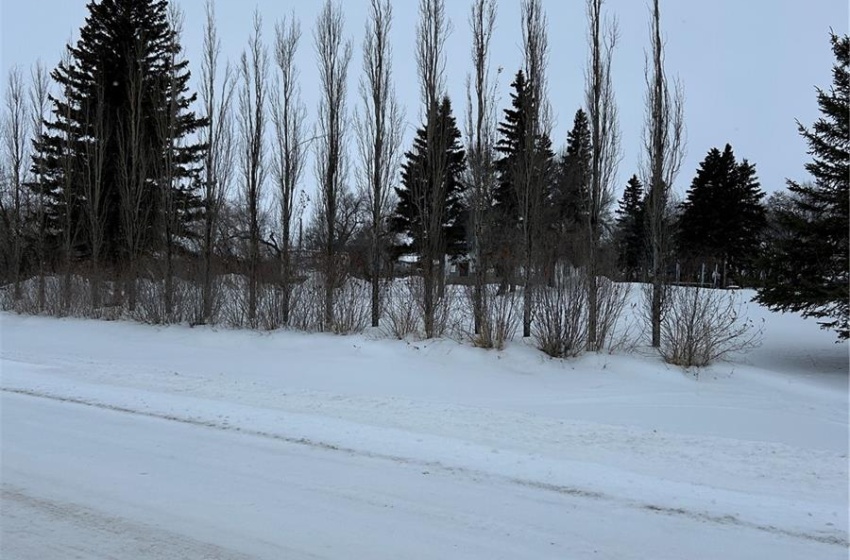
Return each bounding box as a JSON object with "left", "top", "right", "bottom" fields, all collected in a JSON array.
[
  {"left": 391, "top": 96, "right": 467, "bottom": 263},
  {"left": 552, "top": 109, "right": 591, "bottom": 232},
  {"left": 615, "top": 174, "right": 645, "bottom": 280},
  {"left": 31, "top": 0, "right": 204, "bottom": 265},
  {"left": 678, "top": 144, "right": 766, "bottom": 284},
  {"left": 494, "top": 71, "right": 530, "bottom": 222},
  {"left": 493, "top": 69, "right": 553, "bottom": 290},
  {"left": 756, "top": 33, "right": 849, "bottom": 339},
  {"left": 545, "top": 109, "right": 590, "bottom": 269},
  {"left": 494, "top": 70, "right": 554, "bottom": 223}
]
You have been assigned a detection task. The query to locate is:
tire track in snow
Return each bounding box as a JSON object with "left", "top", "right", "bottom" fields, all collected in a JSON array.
[
  {"left": 3, "top": 386, "right": 846, "bottom": 549},
  {"left": 1, "top": 486, "right": 260, "bottom": 560}
]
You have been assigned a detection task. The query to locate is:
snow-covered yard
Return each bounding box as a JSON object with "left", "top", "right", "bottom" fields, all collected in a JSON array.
[{"left": 1, "top": 290, "right": 847, "bottom": 559}]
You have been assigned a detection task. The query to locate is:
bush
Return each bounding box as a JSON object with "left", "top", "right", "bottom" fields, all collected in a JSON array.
[
  {"left": 533, "top": 266, "right": 587, "bottom": 358},
  {"left": 383, "top": 277, "right": 420, "bottom": 339},
  {"left": 331, "top": 278, "right": 370, "bottom": 334},
  {"left": 660, "top": 286, "right": 762, "bottom": 368},
  {"left": 592, "top": 276, "right": 631, "bottom": 352},
  {"left": 289, "top": 274, "right": 324, "bottom": 332},
  {"left": 465, "top": 285, "right": 519, "bottom": 350}
]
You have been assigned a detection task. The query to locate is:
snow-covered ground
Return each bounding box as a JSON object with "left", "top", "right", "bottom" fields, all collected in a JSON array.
[{"left": 1, "top": 289, "right": 847, "bottom": 559}]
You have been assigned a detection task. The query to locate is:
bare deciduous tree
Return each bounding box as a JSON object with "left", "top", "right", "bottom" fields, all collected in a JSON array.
[
  {"left": 271, "top": 13, "right": 308, "bottom": 327},
  {"left": 199, "top": 0, "right": 236, "bottom": 324},
  {"left": 641, "top": 0, "right": 685, "bottom": 347},
  {"left": 238, "top": 10, "right": 269, "bottom": 328},
  {"left": 153, "top": 3, "right": 187, "bottom": 321},
  {"left": 314, "top": 0, "right": 352, "bottom": 331},
  {"left": 464, "top": 0, "right": 498, "bottom": 337},
  {"left": 517, "top": 0, "right": 550, "bottom": 338},
  {"left": 55, "top": 50, "right": 80, "bottom": 313},
  {"left": 584, "top": 0, "right": 621, "bottom": 351},
  {"left": 1, "top": 66, "right": 30, "bottom": 302},
  {"left": 29, "top": 61, "right": 50, "bottom": 311},
  {"left": 412, "top": 0, "right": 454, "bottom": 338},
  {"left": 356, "top": 0, "right": 403, "bottom": 328},
  {"left": 82, "top": 75, "right": 108, "bottom": 311},
  {"left": 117, "top": 41, "right": 151, "bottom": 313}
]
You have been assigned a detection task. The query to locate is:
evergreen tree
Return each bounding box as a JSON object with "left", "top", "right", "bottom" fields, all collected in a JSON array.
[
  {"left": 31, "top": 0, "right": 205, "bottom": 265},
  {"left": 756, "top": 33, "right": 849, "bottom": 339},
  {"left": 614, "top": 174, "right": 644, "bottom": 280},
  {"left": 551, "top": 109, "right": 591, "bottom": 231},
  {"left": 678, "top": 144, "right": 766, "bottom": 283},
  {"left": 493, "top": 71, "right": 529, "bottom": 222},
  {"left": 544, "top": 108, "right": 590, "bottom": 269},
  {"left": 494, "top": 70, "right": 554, "bottom": 224},
  {"left": 391, "top": 96, "right": 467, "bottom": 263},
  {"left": 492, "top": 69, "right": 553, "bottom": 289}
]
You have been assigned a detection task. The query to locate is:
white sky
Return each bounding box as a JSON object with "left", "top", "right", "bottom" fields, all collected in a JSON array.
[{"left": 1, "top": 0, "right": 847, "bottom": 199}]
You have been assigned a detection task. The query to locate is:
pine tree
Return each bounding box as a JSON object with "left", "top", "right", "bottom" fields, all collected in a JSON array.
[
  {"left": 391, "top": 96, "right": 467, "bottom": 263},
  {"left": 615, "top": 174, "right": 644, "bottom": 280},
  {"left": 678, "top": 144, "right": 766, "bottom": 284},
  {"left": 31, "top": 0, "right": 205, "bottom": 266},
  {"left": 756, "top": 33, "right": 849, "bottom": 339}
]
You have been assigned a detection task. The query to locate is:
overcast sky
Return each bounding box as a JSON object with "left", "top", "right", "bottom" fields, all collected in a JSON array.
[{"left": 1, "top": 0, "right": 847, "bottom": 199}]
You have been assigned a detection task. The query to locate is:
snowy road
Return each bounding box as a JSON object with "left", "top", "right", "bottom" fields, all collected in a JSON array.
[{"left": 2, "top": 390, "right": 844, "bottom": 560}]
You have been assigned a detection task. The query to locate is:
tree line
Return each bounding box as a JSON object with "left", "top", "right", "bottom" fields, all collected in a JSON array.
[{"left": 0, "top": 0, "right": 846, "bottom": 364}]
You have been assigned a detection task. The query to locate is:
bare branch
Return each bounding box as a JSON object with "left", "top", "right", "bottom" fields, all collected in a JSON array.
[{"left": 416, "top": 0, "right": 451, "bottom": 112}]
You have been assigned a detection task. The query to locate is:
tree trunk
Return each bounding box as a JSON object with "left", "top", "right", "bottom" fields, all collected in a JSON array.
[
  {"left": 127, "top": 262, "right": 137, "bottom": 313},
  {"left": 91, "top": 258, "right": 101, "bottom": 311},
  {"left": 587, "top": 268, "right": 598, "bottom": 349},
  {"left": 473, "top": 258, "right": 484, "bottom": 335},
  {"left": 281, "top": 236, "right": 292, "bottom": 325},
  {"left": 522, "top": 252, "right": 532, "bottom": 338},
  {"left": 651, "top": 279, "right": 662, "bottom": 347},
  {"left": 202, "top": 222, "right": 214, "bottom": 323},
  {"left": 62, "top": 260, "right": 72, "bottom": 316},
  {"left": 423, "top": 259, "right": 435, "bottom": 338},
  {"left": 371, "top": 236, "right": 381, "bottom": 327},
  {"left": 165, "top": 239, "right": 174, "bottom": 320}
]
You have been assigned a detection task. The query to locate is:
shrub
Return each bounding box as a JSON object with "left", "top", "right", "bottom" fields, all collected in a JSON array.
[
  {"left": 660, "top": 286, "right": 762, "bottom": 368},
  {"left": 533, "top": 266, "right": 587, "bottom": 358}
]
